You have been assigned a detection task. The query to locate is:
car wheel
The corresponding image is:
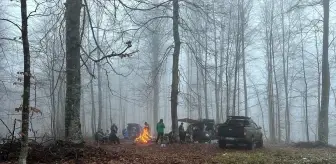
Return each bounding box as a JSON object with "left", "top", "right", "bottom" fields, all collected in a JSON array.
[
  {"left": 256, "top": 138, "right": 264, "bottom": 148},
  {"left": 218, "top": 140, "right": 226, "bottom": 149},
  {"left": 247, "top": 137, "right": 255, "bottom": 150}
]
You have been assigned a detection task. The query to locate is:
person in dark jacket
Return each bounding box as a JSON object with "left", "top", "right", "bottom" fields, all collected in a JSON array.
[
  {"left": 155, "top": 119, "right": 165, "bottom": 144},
  {"left": 179, "top": 122, "right": 185, "bottom": 143},
  {"left": 111, "top": 123, "right": 118, "bottom": 134},
  {"left": 110, "top": 124, "right": 120, "bottom": 144}
]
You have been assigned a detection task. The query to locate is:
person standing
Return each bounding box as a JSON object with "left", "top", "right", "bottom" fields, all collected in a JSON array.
[
  {"left": 110, "top": 124, "right": 120, "bottom": 144},
  {"left": 179, "top": 122, "right": 185, "bottom": 143},
  {"left": 144, "top": 122, "right": 150, "bottom": 132},
  {"left": 155, "top": 119, "right": 165, "bottom": 144},
  {"left": 111, "top": 123, "right": 118, "bottom": 134}
]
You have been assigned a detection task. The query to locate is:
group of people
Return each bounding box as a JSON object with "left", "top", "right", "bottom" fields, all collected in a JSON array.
[
  {"left": 95, "top": 123, "right": 120, "bottom": 144},
  {"left": 95, "top": 119, "right": 189, "bottom": 144},
  {"left": 154, "top": 119, "right": 187, "bottom": 144}
]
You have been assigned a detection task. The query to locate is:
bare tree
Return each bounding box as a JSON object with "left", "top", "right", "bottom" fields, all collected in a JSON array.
[
  {"left": 96, "top": 5, "right": 103, "bottom": 132},
  {"left": 19, "top": 0, "right": 31, "bottom": 163},
  {"left": 318, "top": 0, "right": 330, "bottom": 144},
  {"left": 281, "top": 0, "right": 291, "bottom": 143},
  {"left": 299, "top": 15, "right": 309, "bottom": 142},
  {"left": 64, "top": 0, "right": 83, "bottom": 143},
  {"left": 170, "top": 0, "right": 181, "bottom": 140}
]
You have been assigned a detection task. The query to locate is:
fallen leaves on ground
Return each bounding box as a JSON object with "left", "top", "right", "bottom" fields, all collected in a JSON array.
[
  {"left": 1, "top": 140, "right": 336, "bottom": 164},
  {"left": 213, "top": 147, "right": 336, "bottom": 164}
]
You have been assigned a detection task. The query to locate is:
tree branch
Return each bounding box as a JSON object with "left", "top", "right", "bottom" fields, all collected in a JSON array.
[
  {"left": 83, "top": 0, "right": 137, "bottom": 62},
  {"left": 117, "top": 0, "right": 171, "bottom": 11},
  {"left": 0, "top": 18, "right": 21, "bottom": 31}
]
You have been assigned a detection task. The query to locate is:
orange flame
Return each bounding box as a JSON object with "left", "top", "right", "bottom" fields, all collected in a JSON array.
[{"left": 134, "top": 127, "right": 152, "bottom": 144}]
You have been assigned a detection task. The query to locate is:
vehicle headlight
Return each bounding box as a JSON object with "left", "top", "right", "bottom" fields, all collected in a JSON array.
[{"left": 205, "top": 133, "right": 209, "bottom": 137}]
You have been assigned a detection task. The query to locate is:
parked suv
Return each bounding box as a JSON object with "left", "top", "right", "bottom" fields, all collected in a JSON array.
[{"left": 217, "top": 116, "right": 263, "bottom": 150}]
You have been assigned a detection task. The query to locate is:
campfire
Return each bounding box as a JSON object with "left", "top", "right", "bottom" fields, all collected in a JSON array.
[{"left": 134, "top": 127, "right": 152, "bottom": 144}]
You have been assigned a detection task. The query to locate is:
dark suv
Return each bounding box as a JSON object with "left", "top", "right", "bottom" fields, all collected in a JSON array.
[{"left": 217, "top": 116, "right": 263, "bottom": 150}]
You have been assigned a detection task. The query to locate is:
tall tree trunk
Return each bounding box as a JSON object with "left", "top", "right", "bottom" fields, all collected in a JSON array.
[
  {"left": 272, "top": 43, "right": 281, "bottom": 143},
  {"left": 64, "top": 0, "right": 83, "bottom": 143},
  {"left": 197, "top": 59, "right": 202, "bottom": 119},
  {"left": 187, "top": 47, "right": 192, "bottom": 119},
  {"left": 109, "top": 90, "right": 112, "bottom": 125},
  {"left": 19, "top": 0, "right": 31, "bottom": 163},
  {"left": 315, "top": 29, "right": 321, "bottom": 141},
  {"left": 232, "top": 31, "right": 239, "bottom": 116},
  {"left": 251, "top": 79, "right": 267, "bottom": 139},
  {"left": 86, "top": 8, "right": 96, "bottom": 136},
  {"left": 96, "top": 9, "right": 103, "bottom": 131},
  {"left": 318, "top": 0, "right": 330, "bottom": 144},
  {"left": 266, "top": 0, "right": 276, "bottom": 143},
  {"left": 225, "top": 5, "right": 232, "bottom": 118},
  {"left": 281, "top": 0, "right": 290, "bottom": 143},
  {"left": 118, "top": 60, "right": 124, "bottom": 131},
  {"left": 300, "top": 19, "right": 309, "bottom": 142},
  {"left": 204, "top": 13, "right": 209, "bottom": 119},
  {"left": 81, "top": 86, "right": 86, "bottom": 135},
  {"left": 219, "top": 15, "right": 225, "bottom": 122},
  {"left": 213, "top": 0, "right": 220, "bottom": 123},
  {"left": 151, "top": 29, "right": 160, "bottom": 128},
  {"left": 51, "top": 35, "right": 56, "bottom": 138},
  {"left": 232, "top": 6, "right": 241, "bottom": 115},
  {"left": 241, "top": 0, "right": 248, "bottom": 117},
  {"left": 171, "top": 0, "right": 181, "bottom": 140}
]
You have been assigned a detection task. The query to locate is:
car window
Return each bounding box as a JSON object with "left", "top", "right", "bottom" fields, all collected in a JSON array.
[
  {"left": 251, "top": 122, "right": 258, "bottom": 129},
  {"left": 226, "top": 119, "right": 249, "bottom": 126}
]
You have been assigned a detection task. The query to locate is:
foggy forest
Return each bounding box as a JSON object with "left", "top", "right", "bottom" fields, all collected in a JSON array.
[{"left": 1, "top": 0, "right": 336, "bottom": 163}]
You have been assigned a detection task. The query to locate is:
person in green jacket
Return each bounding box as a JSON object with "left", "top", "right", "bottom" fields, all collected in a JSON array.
[{"left": 155, "top": 119, "right": 165, "bottom": 144}]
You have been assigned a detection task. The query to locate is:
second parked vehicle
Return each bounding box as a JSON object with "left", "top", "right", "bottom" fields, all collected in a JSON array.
[{"left": 217, "top": 116, "right": 263, "bottom": 150}]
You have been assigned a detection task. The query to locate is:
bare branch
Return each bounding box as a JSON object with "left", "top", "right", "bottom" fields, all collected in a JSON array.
[
  {"left": 117, "top": 0, "right": 171, "bottom": 11},
  {"left": 286, "top": 0, "right": 322, "bottom": 13},
  {"left": 0, "top": 18, "right": 21, "bottom": 31},
  {"left": 83, "top": 0, "right": 138, "bottom": 62}
]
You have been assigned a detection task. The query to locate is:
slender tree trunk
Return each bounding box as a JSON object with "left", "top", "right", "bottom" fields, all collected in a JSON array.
[
  {"left": 96, "top": 9, "right": 103, "bottom": 131},
  {"left": 109, "top": 88, "right": 112, "bottom": 125},
  {"left": 213, "top": 0, "right": 220, "bottom": 123},
  {"left": 51, "top": 36, "right": 56, "bottom": 138},
  {"left": 272, "top": 43, "right": 281, "bottom": 143},
  {"left": 197, "top": 61, "right": 202, "bottom": 119},
  {"left": 18, "top": 0, "right": 31, "bottom": 163},
  {"left": 225, "top": 6, "right": 232, "bottom": 118},
  {"left": 281, "top": 0, "right": 290, "bottom": 143},
  {"left": 171, "top": 0, "right": 181, "bottom": 140},
  {"left": 318, "top": 0, "right": 330, "bottom": 144},
  {"left": 204, "top": 13, "right": 209, "bottom": 119},
  {"left": 232, "top": 5, "right": 241, "bottom": 116},
  {"left": 299, "top": 19, "right": 309, "bottom": 142},
  {"left": 251, "top": 79, "right": 267, "bottom": 139},
  {"left": 241, "top": 0, "right": 248, "bottom": 117},
  {"left": 81, "top": 86, "right": 86, "bottom": 135},
  {"left": 219, "top": 16, "right": 225, "bottom": 122},
  {"left": 151, "top": 28, "right": 160, "bottom": 128},
  {"left": 187, "top": 47, "right": 192, "bottom": 119},
  {"left": 118, "top": 60, "right": 124, "bottom": 131},
  {"left": 265, "top": 0, "right": 276, "bottom": 143},
  {"left": 315, "top": 29, "right": 321, "bottom": 141}
]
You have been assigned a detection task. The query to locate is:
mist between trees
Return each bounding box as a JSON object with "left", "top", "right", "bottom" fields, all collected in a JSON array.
[{"left": 0, "top": 0, "right": 336, "bottom": 162}]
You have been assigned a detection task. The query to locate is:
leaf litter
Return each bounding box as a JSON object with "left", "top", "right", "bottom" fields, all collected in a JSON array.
[{"left": 1, "top": 140, "right": 336, "bottom": 164}]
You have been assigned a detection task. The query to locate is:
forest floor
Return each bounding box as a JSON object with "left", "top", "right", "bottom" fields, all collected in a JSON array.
[
  {"left": 1, "top": 139, "right": 336, "bottom": 164},
  {"left": 84, "top": 140, "right": 336, "bottom": 164}
]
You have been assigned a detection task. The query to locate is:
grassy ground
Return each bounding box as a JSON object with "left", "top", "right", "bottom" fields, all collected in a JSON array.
[
  {"left": 212, "top": 147, "right": 336, "bottom": 164},
  {"left": 100, "top": 142, "right": 336, "bottom": 164}
]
